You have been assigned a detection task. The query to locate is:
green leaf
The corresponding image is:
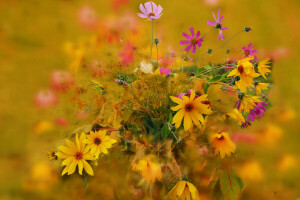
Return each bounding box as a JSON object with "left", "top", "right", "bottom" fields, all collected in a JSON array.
[
  {"left": 161, "top": 124, "right": 170, "bottom": 139},
  {"left": 82, "top": 171, "right": 88, "bottom": 188},
  {"left": 203, "top": 65, "right": 212, "bottom": 70},
  {"left": 204, "top": 83, "right": 210, "bottom": 94},
  {"left": 209, "top": 75, "right": 222, "bottom": 82},
  {"left": 220, "top": 170, "right": 244, "bottom": 200},
  {"left": 220, "top": 70, "right": 231, "bottom": 81}
]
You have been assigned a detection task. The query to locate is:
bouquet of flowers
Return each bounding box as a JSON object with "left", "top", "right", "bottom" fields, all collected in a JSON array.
[{"left": 49, "top": 2, "right": 272, "bottom": 199}]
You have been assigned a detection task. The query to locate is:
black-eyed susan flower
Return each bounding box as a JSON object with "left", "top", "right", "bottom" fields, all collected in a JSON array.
[
  {"left": 47, "top": 151, "right": 58, "bottom": 160},
  {"left": 254, "top": 82, "right": 269, "bottom": 95},
  {"left": 167, "top": 180, "right": 200, "bottom": 200},
  {"left": 236, "top": 92, "right": 261, "bottom": 113},
  {"left": 84, "top": 130, "right": 117, "bottom": 159},
  {"left": 132, "top": 155, "right": 162, "bottom": 183},
  {"left": 257, "top": 58, "right": 271, "bottom": 79},
  {"left": 56, "top": 133, "right": 95, "bottom": 176},
  {"left": 210, "top": 132, "right": 235, "bottom": 159},
  {"left": 170, "top": 90, "right": 212, "bottom": 131},
  {"left": 227, "top": 56, "right": 260, "bottom": 92},
  {"left": 227, "top": 108, "right": 245, "bottom": 126}
]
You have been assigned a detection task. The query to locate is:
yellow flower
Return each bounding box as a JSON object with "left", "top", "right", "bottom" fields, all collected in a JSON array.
[
  {"left": 238, "top": 94, "right": 261, "bottom": 113},
  {"left": 170, "top": 90, "right": 212, "bottom": 131},
  {"left": 56, "top": 133, "right": 95, "bottom": 176},
  {"left": 257, "top": 58, "right": 271, "bottom": 79},
  {"left": 47, "top": 151, "right": 58, "bottom": 160},
  {"left": 227, "top": 56, "right": 260, "bottom": 92},
  {"left": 167, "top": 180, "right": 200, "bottom": 200},
  {"left": 227, "top": 108, "right": 245, "bottom": 125},
  {"left": 210, "top": 132, "right": 235, "bottom": 159},
  {"left": 255, "top": 82, "right": 269, "bottom": 95},
  {"left": 84, "top": 130, "right": 117, "bottom": 158},
  {"left": 132, "top": 155, "right": 162, "bottom": 183}
]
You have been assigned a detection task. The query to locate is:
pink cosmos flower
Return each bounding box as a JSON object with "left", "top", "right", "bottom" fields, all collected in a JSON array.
[
  {"left": 242, "top": 43, "right": 258, "bottom": 61},
  {"left": 54, "top": 117, "right": 68, "bottom": 127},
  {"left": 207, "top": 9, "right": 228, "bottom": 40},
  {"left": 50, "top": 71, "right": 74, "bottom": 92},
  {"left": 231, "top": 133, "right": 257, "bottom": 144},
  {"left": 78, "top": 6, "right": 97, "bottom": 29},
  {"left": 138, "top": 2, "right": 163, "bottom": 20},
  {"left": 159, "top": 68, "right": 171, "bottom": 76},
  {"left": 180, "top": 27, "right": 204, "bottom": 53},
  {"left": 247, "top": 102, "right": 267, "bottom": 122},
  {"left": 176, "top": 90, "right": 199, "bottom": 100},
  {"left": 118, "top": 42, "right": 134, "bottom": 66},
  {"left": 35, "top": 90, "right": 58, "bottom": 108}
]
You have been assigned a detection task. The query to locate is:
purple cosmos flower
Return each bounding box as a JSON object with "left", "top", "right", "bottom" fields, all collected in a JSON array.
[
  {"left": 179, "top": 27, "right": 204, "bottom": 54},
  {"left": 242, "top": 43, "right": 258, "bottom": 61},
  {"left": 159, "top": 68, "right": 171, "bottom": 76},
  {"left": 138, "top": 2, "right": 163, "bottom": 20},
  {"left": 247, "top": 102, "right": 267, "bottom": 122},
  {"left": 207, "top": 9, "right": 228, "bottom": 40},
  {"left": 175, "top": 90, "right": 199, "bottom": 100}
]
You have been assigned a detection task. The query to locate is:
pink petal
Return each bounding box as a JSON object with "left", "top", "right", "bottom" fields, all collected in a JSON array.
[
  {"left": 155, "top": 5, "right": 163, "bottom": 15},
  {"left": 139, "top": 3, "right": 148, "bottom": 15},
  {"left": 192, "top": 45, "right": 197, "bottom": 53},
  {"left": 180, "top": 40, "right": 191, "bottom": 45},
  {"left": 248, "top": 43, "right": 252, "bottom": 48},
  {"left": 185, "top": 44, "right": 193, "bottom": 52},
  {"left": 207, "top": 20, "right": 217, "bottom": 26},
  {"left": 195, "top": 31, "right": 200, "bottom": 39},
  {"left": 219, "top": 15, "right": 224, "bottom": 23},
  {"left": 151, "top": 2, "right": 158, "bottom": 13},
  {"left": 217, "top": 9, "right": 221, "bottom": 22},
  {"left": 242, "top": 47, "right": 246, "bottom": 51},
  {"left": 212, "top": 11, "right": 217, "bottom": 22},
  {"left": 138, "top": 13, "right": 148, "bottom": 18},
  {"left": 221, "top": 26, "right": 228, "bottom": 30},
  {"left": 189, "top": 27, "right": 195, "bottom": 38},
  {"left": 218, "top": 30, "right": 224, "bottom": 40},
  {"left": 182, "top": 32, "right": 191, "bottom": 40},
  {"left": 144, "top": 2, "right": 152, "bottom": 13},
  {"left": 197, "top": 41, "right": 202, "bottom": 47}
]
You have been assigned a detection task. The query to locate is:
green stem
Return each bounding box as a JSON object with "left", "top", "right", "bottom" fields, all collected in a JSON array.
[
  {"left": 156, "top": 44, "right": 158, "bottom": 63},
  {"left": 150, "top": 20, "right": 154, "bottom": 62},
  {"left": 195, "top": 51, "right": 208, "bottom": 65},
  {"left": 219, "top": 29, "right": 245, "bottom": 49},
  {"left": 202, "top": 27, "right": 216, "bottom": 38}
]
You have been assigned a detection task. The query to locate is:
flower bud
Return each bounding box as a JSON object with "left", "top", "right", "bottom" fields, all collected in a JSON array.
[
  {"left": 207, "top": 48, "right": 213, "bottom": 54},
  {"left": 154, "top": 38, "right": 159, "bottom": 45},
  {"left": 244, "top": 26, "right": 252, "bottom": 32}
]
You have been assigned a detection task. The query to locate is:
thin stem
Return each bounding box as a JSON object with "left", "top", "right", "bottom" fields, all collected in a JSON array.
[
  {"left": 194, "top": 47, "right": 199, "bottom": 65},
  {"left": 156, "top": 44, "right": 158, "bottom": 63},
  {"left": 202, "top": 27, "right": 216, "bottom": 38},
  {"left": 150, "top": 20, "right": 154, "bottom": 61},
  {"left": 195, "top": 51, "right": 208, "bottom": 65},
  {"left": 219, "top": 29, "right": 245, "bottom": 49}
]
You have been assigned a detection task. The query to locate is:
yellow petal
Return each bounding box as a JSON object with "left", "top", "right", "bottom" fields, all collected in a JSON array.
[
  {"left": 184, "top": 113, "right": 192, "bottom": 131},
  {"left": 83, "top": 160, "right": 94, "bottom": 176},
  {"left": 58, "top": 146, "right": 73, "bottom": 155},
  {"left": 171, "top": 104, "right": 183, "bottom": 111},
  {"left": 172, "top": 109, "right": 184, "bottom": 124},
  {"left": 67, "top": 160, "right": 78, "bottom": 175},
  {"left": 170, "top": 96, "right": 183, "bottom": 105},
  {"left": 78, "top": 160, "right": 83, "bottom": 175},
  {"left": 177, "top": 181, "right": 186, "bottom": 196}
]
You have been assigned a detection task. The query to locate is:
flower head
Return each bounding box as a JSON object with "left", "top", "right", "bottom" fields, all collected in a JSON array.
[
  {"left": 170, "top": 90, "right": 212, "bottom": 131},
  {"left": 138, "top": 2, "right": 163, "bottom": 20},
  {"left": 207, "top": 9, "right": 228, "bottom": 40},
  {"left": 180, "top": 27, "right": 203, "bottom": 53},
  {"left": 167, "top": 180, "right": 200, "bottom": 200},
  {"left": 118, "top": 42, "right": 134, "bottom": 66},
  {"left": 255, "top": 82, "right": 269, "bottom": 95},
  {"left": 47, "top": 151, "right": 58, "bottom": 160},
  {"left": 156, "top": 67, "right": 171, "bottom": 76},
  {"left": 247, "top": 102, "right": 267, "bottom": 122},
  {"left": 35, "top": 90, "right": 58, "bottom": 108},
  {"left": 242, "top": 43, "right": 258, "bottom": 60},
  {"left": 227, "top": 108, "right": 245, "bottom": 126},
  {"left": 210, "top": 132, "right": 235, "bottom": 158},
  {"left": 56, "top": 133, "right": 95, "bottom": 176},
  {"left": 84, "top": 130, "right": 117, "bottom": 159},
  {"left": 236, "top": 93, "right": 261, "bottom": 113},
  {"left": 257, "top": 58, "right": 271, "bottom": 79}
]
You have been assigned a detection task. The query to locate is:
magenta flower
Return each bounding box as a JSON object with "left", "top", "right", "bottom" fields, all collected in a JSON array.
[
  {"left": 207, "top": 9, "right": 228, "bottom": 40},
  {"left": 179, "top": 27, "right": 203, "bottom": 53},
  {"left": 247, "top": 102, "right": 267, "bottom": 122},
  {"left": 118, "top": 42, "right": 134, "bottom": 66},
  {"left": 242, "top": 43, "right": 258, "bottom": 61},
  {"left": 176, "top": 90, "right": 199, "bottom": 100},
  {"left": 159, "top": 68, "right": 171, "bottom": 76},
  {"left": 138, "top": 2, "right": 163, "bottom": 20}
]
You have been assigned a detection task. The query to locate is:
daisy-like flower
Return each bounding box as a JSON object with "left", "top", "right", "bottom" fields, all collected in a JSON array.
[
  {"left": 242, "top": 43, "right": 258, "bottom": 61},
  {"left": 170, "top": 90, "right": 212, "bottom": 131},
  {"left": 47, "top": 151, "right": 58, "bottom": 160},
  {"left": 227, "top": 56, "right": 260, "bottom": 92},
  {"left": 257, "top": 58, "right": 271, "bottom": 79},
  {"left": 236, "top": 92, "right": 261, "bottom": 113},
  {"left": 254, "top": 82, "right": 269, "bottom": 95},
  {"left": 84, "top": 130, "right": 117, "bottom": 159},
  {"left": 180, "top": 27, "right": 204, "bottom": 53},
  {"left": 155, "top": 67, "right": 171, "bottom": 76},
  {"left": 167, "top": 180, "right": 200, "bottom": 200},
  {"left": 134, "top": 60, "right": 153, "bottom": 74},
  {"left": 138, "top": 2, "right": 163, "bottom": 20},
  {"left": 210, "top": 132, "right": 235, "bottom": 159},
  {"left": 132, "top": 155, "right": 162, "bottom": 183},
  {"left": 247, "top": 102, "right": 267, "bottom": 122},
  {"left": 227, "top": 108, "right": 245, "bottom": 126},
  {"left": 56, "top": 133, "right": 95, "bottom": 176},
  {"left": 207, "top": 9, "right": 228, "bottom": 40}
]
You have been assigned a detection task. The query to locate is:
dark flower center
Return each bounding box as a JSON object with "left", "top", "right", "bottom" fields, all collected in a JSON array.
[
  {"left": 216, "top": 23, "right": 222, "bottom": 29},
  {"left": 148, "top": 13, "right": 155, "bottom": 17},
  {"left": 244, "top": 50, "right": 250, "bottom": 57},
  {"left": 74, "top": 152, "right": 83, "bottom": 160},
  {"left": 191, "top": 38, "right": 198, "bottom": 45},
  {"left": 185, "top": 103, "right": 193, "bottom": 112},
  {"left": 217, "top": 135, "right": 225, "bottom": 140},
  {"left": 94, "top": 137, "right": 102, "bottom": 145},
  {"left": 201, "top": 100, "right": 211, "bottom": 107},
  {"left": 237, "top": 65, "right": 244, "bottom": 74}
]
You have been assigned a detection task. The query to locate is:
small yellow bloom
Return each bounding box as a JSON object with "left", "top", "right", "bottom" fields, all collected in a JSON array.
[
  {"left": 56, "top": 133, "right": 95, "bottom": 176},
  {"left": 257, "top": 58, "right": 271, "bottom": 79},
  {"left": 238, "top": 94, "right": 261, "bottom": 113},
  {"left": 132, "top": 155, "right": 162, "bottom": 183},
  {"left": 210, "top": 132, "right": 235, "bottom": 159},
  {"left": 255, "top": 82, "right": 269, "bottom": 95},
  {"left": 84, "top": 130, "right": 117, "bottom": 158},
  {"left": 167, "top": 180, "right": 200, "bottom": 200},
  {"left": 227, "top": 56, "right": 260, "bottom": 92},
  {"left": 227, "top": 108, "right": 245, "bottom": 125},
  {"left": 170, "top": 90, "right": 212, "bottom": 131},
  {"left": 47, "top": 151, "right": 58, "bottom": 160}
]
